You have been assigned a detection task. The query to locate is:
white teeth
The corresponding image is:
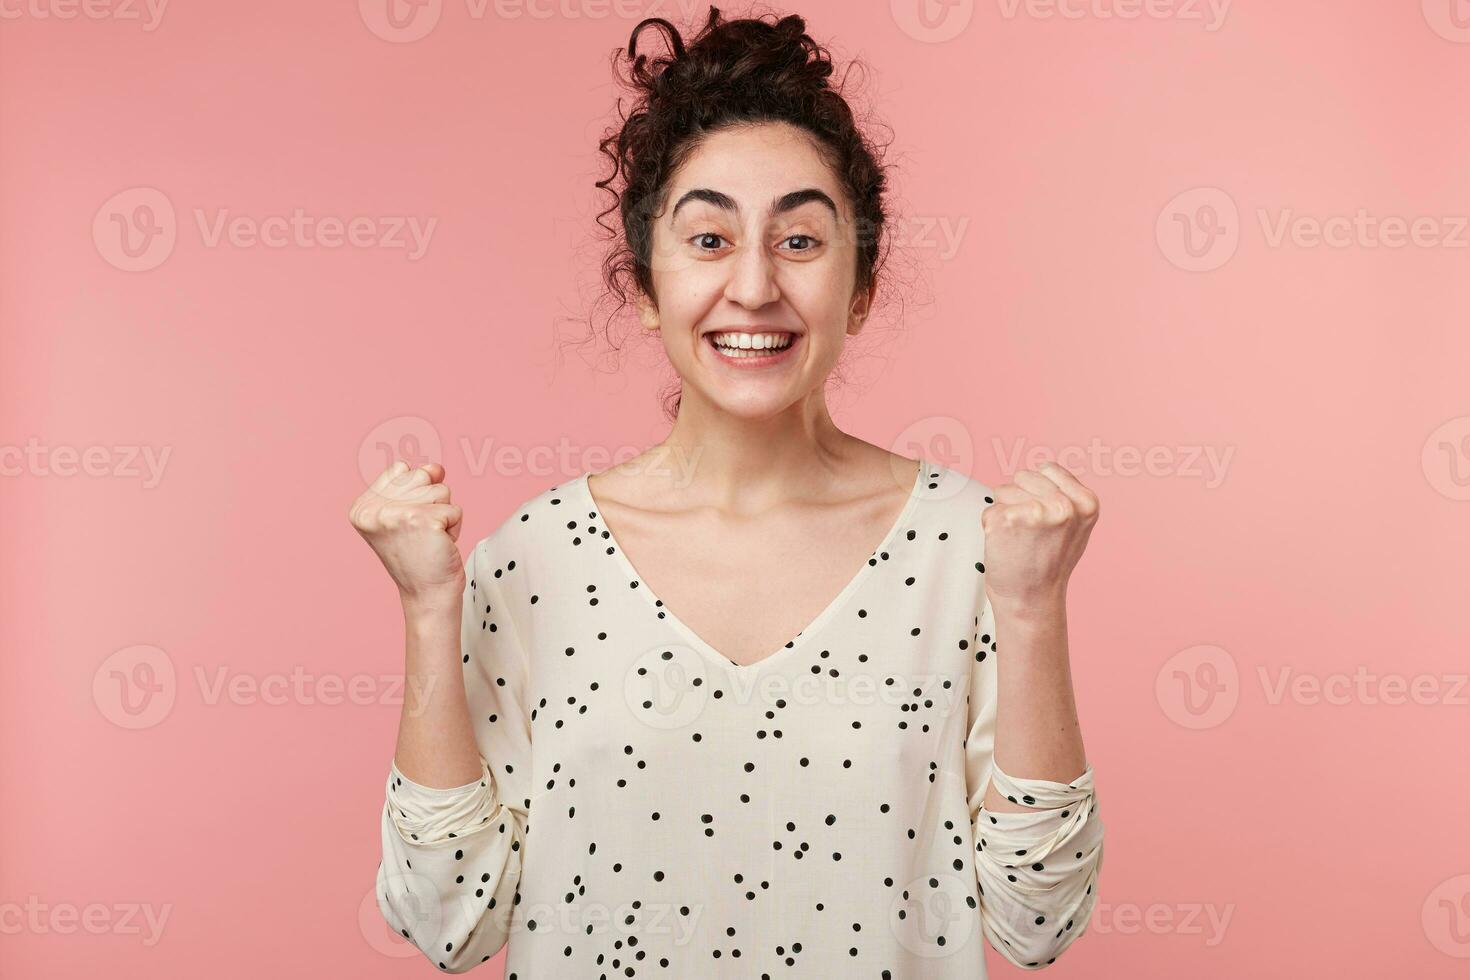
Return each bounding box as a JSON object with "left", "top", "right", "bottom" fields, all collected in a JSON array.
[{"left": 710, "top": 331, "right": 794, "bottom": 354}]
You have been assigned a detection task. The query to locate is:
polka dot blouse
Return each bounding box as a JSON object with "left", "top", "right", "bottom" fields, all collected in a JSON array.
[{"left": 375, "top": 459, "right": 1105, "bottom": 977}]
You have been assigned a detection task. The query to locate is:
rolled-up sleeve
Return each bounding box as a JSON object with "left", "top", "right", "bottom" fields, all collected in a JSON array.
[
  {"left": 965, "top": 592, "right": 1106, "bottom": 970},
  {"left": 374, "top": 535, "right": 532, "bottom": 973}
]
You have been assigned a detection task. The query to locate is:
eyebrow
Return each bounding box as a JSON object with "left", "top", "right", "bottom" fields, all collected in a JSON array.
[{"left": 668, "top": 187, "right": 840, "bottom": 223}]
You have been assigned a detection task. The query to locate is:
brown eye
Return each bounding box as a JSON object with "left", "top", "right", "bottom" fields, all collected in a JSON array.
[
  {"left": 780, "top": 234, "right": 819, "bottom": 251},
  {"left": 690, "top": 233, "right": 728, "bottom": 250}
]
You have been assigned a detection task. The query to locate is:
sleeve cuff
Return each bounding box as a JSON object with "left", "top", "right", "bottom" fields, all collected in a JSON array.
[
  {"left": 385, "top": 757, "right": 498, "bottom": 845},
  {"left": 978, "top": 761, "right": 1097, "bottom": 841}
]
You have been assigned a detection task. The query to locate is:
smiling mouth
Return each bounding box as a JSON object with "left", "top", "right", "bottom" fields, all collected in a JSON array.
[{"left": 705, "top": 330, "right": 798, "bottom": 359}]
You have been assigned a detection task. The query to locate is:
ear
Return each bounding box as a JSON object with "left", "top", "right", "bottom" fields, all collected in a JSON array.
[
  {"left": 846, "top": 285, "right": 873, "bottom": 336},
  {"left": 637, "top": 291, "right": 661, "bottom": 331}
]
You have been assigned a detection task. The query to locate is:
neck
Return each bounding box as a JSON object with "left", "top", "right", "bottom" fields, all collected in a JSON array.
[{"left": 649, "top": 387, "right": 859, "bottom": 501}]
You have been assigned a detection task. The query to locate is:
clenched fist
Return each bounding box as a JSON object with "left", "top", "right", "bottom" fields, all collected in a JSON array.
[
  {"left": 349, "top": 459, "right": 465, "bottom": 605},
  {"left": 980, "top": 460, "right": 1100, "bottom": 609}
]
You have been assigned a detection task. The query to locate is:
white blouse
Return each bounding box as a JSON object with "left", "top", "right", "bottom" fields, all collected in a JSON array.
[{"left": 376, "top": 459, "right": 1105, "bottom": 977}]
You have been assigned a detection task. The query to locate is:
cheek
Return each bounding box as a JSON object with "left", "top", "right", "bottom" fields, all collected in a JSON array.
[{"left": 781, "top": 270, "right": 856, "bottom": 333}]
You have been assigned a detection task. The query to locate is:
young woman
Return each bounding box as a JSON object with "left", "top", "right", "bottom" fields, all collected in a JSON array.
[{"left": 353, "top": 8, "right": 1105, "bottom": 977}]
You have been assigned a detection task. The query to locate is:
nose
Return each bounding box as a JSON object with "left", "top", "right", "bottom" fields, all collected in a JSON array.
[{"left": 722, "top": 239, "right": 781, "bottom": 309}]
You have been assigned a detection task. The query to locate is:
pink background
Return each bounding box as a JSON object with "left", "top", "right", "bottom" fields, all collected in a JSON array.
[{"left": 3, "top": 1, "right": 1469, "bottom": 977}]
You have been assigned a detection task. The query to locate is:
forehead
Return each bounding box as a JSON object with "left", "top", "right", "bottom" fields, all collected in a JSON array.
[{"left": 666, "top": 122, "right": 845, "bottom": 218}]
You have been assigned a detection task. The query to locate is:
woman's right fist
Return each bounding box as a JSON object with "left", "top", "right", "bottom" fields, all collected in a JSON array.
[{"left": 349, "top": 459, "right": 465, "bottom": 604}]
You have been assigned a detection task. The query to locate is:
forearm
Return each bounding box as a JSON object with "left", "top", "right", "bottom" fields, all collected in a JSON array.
[
  {"left": 982, "top": 592, "right": 1088, "bottom": 813},
  {"left": 391, "top": 594, "right": 484, "bottom": 788}
]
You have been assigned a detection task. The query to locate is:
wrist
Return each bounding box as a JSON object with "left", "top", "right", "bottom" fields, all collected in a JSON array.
[
  {"left": 985, "top": 588, "right": 1067, "bottom": 626},
  {"left": 400, "top": 589, "right": 462, "bottom": 622}
]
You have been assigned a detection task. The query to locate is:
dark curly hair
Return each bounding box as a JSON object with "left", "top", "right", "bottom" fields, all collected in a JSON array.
[{"left": 578, "top": 4, "right": 900, "bottom": 420}]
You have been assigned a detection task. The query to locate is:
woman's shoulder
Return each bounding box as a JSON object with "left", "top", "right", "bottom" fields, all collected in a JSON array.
[
  {"left": 920, "top": 460, "right": 999, "bottom": 529},
  {"left": 465, "top": 470, "right": 593, "bottom": 567}
]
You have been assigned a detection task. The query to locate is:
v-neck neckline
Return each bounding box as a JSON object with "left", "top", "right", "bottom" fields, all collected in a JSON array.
[{"left": 574, "top": 457, "right": 936, "bottom": 672}]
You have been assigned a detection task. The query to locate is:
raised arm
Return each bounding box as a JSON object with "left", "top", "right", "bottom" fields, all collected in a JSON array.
[
  {"left": 965, "top": 463, "right": 1106, "bottom": 969},
  {"left": 351, "top": 460, "right": 532, "bottom": 971}
]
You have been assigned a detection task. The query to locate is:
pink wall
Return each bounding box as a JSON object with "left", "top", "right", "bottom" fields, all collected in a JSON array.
[{"left": 3, "top": 1, "right": 1468, "bottom": 977}]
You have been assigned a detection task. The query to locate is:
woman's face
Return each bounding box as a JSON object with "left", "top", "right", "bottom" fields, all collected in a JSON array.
[{"left": 638, "top": 121, "right": 872, "bottom": 420}]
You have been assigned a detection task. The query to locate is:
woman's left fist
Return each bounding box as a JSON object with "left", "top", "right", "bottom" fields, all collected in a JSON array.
[{"left": 980, "top": 461, "right": 1100, "bottom": 608}]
